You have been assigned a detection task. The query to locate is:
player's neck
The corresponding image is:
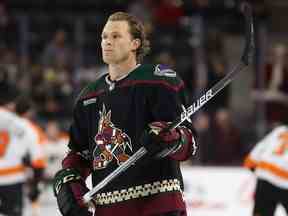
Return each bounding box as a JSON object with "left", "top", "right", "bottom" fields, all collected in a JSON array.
[{"left": 108, "top": 59, "right": 138, "bottom": 81}]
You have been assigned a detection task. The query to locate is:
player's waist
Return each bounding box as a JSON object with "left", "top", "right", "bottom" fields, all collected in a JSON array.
[
  {"left": 0, "top": 166, "right": 27, "bottom": 185},
  {"left": 245, "top": 157, "right": 288, "bottom": 177},
  {"left": 93, "top": 178, "right": 182, "bottom": 206},
  {"left": 256, "top": 169, "right": 288, "bottom": 189},
  {"left": 255, "top": 161, "right": 288, "bottom": 180},
  {"left": 0, "top": 164, "right": 26, "bottom": 176}
]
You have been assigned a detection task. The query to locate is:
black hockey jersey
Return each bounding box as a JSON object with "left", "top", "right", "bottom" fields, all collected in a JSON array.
[{"left": 68, "top": 64, "right": 194, "bottom": 206}]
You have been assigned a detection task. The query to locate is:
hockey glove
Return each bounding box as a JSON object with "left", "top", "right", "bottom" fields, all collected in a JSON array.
[
  {"left": 53, "top": 168, "right": 95, "bottom": 216},
  {"left": 27, "top": 167, "right": 44, "bottom": 202},
  {"left": 27, "top": 182, "right": 41, "bottom": 202},
  {"left": 140, "top": 121, "right": 194, "bottom": 158}
]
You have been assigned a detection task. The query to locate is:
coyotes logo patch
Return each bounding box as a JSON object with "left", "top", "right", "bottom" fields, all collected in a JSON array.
[{"left": 93, "top": 105, "right": 132, "bottom": 170}]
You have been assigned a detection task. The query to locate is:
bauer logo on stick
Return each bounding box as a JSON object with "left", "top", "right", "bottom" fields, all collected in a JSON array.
[{"left": 181, "top": 89, "right": 213, "bottom": 122}]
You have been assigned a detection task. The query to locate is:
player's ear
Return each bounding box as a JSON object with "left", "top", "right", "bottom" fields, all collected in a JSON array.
[{"left": 132, "top": 38, "right": 141, "bottom": 51}]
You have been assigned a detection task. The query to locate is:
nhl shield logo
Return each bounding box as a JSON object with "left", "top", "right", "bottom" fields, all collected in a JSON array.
[{"left": 93, "top": 104, "right": 132, "bottom": 170}]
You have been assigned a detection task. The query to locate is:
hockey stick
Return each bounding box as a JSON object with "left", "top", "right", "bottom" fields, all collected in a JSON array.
[{"left": 83, "top": 3, "right": 255, "bottom": 204}]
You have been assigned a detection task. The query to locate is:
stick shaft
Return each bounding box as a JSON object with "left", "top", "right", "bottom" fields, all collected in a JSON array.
[{"left": 83, "top": 147, "right": 147, "bottom": 203}]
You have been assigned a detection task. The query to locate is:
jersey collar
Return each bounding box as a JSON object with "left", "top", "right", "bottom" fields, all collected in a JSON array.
[{"left": 105, "top": 64, "right": 141, "bottom": 91}]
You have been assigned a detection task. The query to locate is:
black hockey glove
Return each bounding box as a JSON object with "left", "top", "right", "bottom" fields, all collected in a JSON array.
[
  {"left": 27, "top": 167, "right": 44, "bottom": 202},
  {"left": 53, "top": 168, "right": 95, "bottom": 216},
  {"left": 140, "top": 121, "right": 188, "bottom": 158},
  {"left": 27, "top": 182, "right": 41, "bottom": 202}
]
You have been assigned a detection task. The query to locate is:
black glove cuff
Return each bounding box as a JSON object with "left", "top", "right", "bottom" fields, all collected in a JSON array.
[{"left": 53, "top": 168, "right": 82, "bottom": 196}]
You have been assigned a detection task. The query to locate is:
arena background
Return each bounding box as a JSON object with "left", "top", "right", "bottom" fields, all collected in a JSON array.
[{"left": 1, "top": 0, "right": 288, "bottom": 215}]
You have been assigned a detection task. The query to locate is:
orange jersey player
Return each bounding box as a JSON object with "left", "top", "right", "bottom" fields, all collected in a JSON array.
[{"left": 244, "top": 125, "right": 288, "bottom": 216}]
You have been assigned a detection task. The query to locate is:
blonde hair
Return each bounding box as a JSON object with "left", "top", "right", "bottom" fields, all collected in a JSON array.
[{"left": 108, "top": 12, "right": 150, "bottom": 63}]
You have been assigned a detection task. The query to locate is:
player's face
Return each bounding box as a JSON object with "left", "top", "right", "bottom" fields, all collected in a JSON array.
[{"left": 101, "top": 21, "right": 138, "bottom": 65}]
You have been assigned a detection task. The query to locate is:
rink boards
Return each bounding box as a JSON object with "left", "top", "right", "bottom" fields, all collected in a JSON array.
[{"left": 23, "top": 166, "right": 286, "bottom": 216}]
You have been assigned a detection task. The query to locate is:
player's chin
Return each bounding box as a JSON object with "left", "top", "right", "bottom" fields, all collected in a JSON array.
[{"left": 102, "top": 56, "right": 115, "bottom": 64}]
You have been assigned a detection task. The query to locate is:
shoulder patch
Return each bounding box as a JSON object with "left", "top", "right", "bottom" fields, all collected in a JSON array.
[{"left": 154, "top": 64, "right": 176, "bottom": 78}]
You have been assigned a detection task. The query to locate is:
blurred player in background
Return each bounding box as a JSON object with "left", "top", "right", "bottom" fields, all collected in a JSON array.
[
  {"left": 53, "top": 11, "right": 197, "bottom": 216},
  {"left": 0, "top": 78, "right": 46, "bottom": 216},
  {"left": 244, "top": 125, "right": 288, "bottom": 216},
  {"left": 14, "top": 95, "right": 47, "bottom": 216},
  {"left": 43, "top": 120, "right": 68, "bottom": 182}
]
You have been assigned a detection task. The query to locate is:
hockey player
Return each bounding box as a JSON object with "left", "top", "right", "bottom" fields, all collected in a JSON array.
[
  {"left": 0, "top": 84, "right": 46, "bottom": 216},
  {"left": 15, "top": 96, "right": 47, "bottom": 210},
  {"left": 53, "top": 12, "right": 197, "bottom": 216},
  {"left": 244, "top": 125, "right": 288, "bottom": 216},
  {"left": 44, "top": 120, "right": 69, "bottom": 182}
]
